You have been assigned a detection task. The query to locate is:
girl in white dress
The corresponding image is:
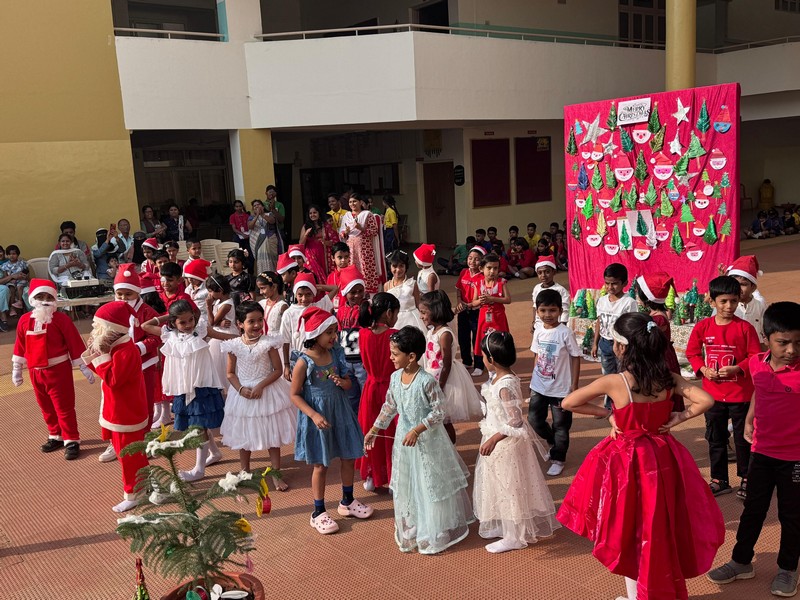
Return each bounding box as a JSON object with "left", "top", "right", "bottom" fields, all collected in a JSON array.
[
  {"left": 205, "top": 274, "right": 240, "bottom": 392},
  {"left": 413, "top": 243, "right": 439, "bottom": 294},
  {"left": 419, "top": 290, "right": 483, "bottom": 443},
  {"left": 384, "top": 250, "right": 425, "bottom": 333},
  {"left": 474, "top": 331, "right": 560, "bottom": 553},
  {"left": 220, "top": 302, "right": 296, "bottom": 489},
  {"left": 256, "top": 271, "right": 288, "bottom": 336}
]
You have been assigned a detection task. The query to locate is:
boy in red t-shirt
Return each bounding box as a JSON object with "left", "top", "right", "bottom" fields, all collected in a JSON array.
[
  {"left": 158, "top": 262, "right": 196, "bottom": 312},
  {"left": 687, "top": 276, "right": 761, "bottom": 497},
  {"left": 326, "top": 242, "right": 351, "bottom": 311},
  {"left": 707, "top": 301, "right": 800, "bottom": 597},
  {"left": 454, "top": 246, "right": 485, "bottom": 376}
]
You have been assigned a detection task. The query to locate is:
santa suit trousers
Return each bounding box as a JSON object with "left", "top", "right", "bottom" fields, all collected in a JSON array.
[
  {"left": 109, "top": 428, "right": 149, "bottom": 496},
  {"left": 30, "top": 361, "right": 79, "bottom": 442}
]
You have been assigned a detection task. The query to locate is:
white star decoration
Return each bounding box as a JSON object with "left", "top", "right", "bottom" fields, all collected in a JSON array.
[
  {"left": 672, "top": 98, "right": 690, "bottom": 124},
  {"left": 675, "top": 171, "right": 699, "bottom": 187},
  {"left": 580, "top": 113, "right": 608, "bottom": 146},
  {"left": 669, "top": 131, "right": 682, "bottom": 156},
  {"left": 602, "top": 137, "right": 618, "bottom": 156}
]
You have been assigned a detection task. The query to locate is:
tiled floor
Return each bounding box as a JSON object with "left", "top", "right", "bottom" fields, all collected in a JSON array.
[{"left": 0, "top": 237, "right": 796, "bottom": 599}]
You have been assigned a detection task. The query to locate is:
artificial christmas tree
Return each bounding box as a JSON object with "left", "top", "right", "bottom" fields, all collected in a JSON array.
[
  {"left": 591, "top": 165, "right": 603, "bottom": 191},
  {"left": 582, "top": 326, "right": 594, "bottom": 352},
  {"left": 586, "top": 290, "right": 597, "bottom": 320},
  {"left": 665, "top": 285, "right": 676, "bottom": 311},
  {"left": 703, "top": 217, "right": 718, "bottom": 245},
  {"left": 567, "top": 126, "right": 578, "bottom": 156},
  {"left": 634, "top": 150, "right": 648, "bottom": 183},
  {"left": 620, "top": 127, "right": 634, "bottom": 152},
  {"left": 607, "top": 102, "right": 618, "bottom": 131},
  {"left": 605, "top": 162, "right": 617, "bottom": 189},
  {"left": 670, "top": 224, "right": 684, "bottom": 254},
  {"left": 574, "top": 289, "right": 587, "bottom": 317},
  {"left": 569, "top": 301, "right": 578, "bottom": 318}
]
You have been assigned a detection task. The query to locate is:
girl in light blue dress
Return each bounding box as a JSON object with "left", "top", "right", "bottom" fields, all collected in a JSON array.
[{"left": 365, "top": 326, "right": 474, "bottom": 554}]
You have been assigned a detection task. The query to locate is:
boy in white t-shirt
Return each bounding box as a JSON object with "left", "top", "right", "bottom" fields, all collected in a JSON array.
[
  {"left": 530, "top": 256, "right": 570, "bottom": 332},
  {"left": 727, "top": 255, "right": 768, "bottom": 346},
  {"left": 529, "top": 288, "right": 581, "bottom": 477},
  {"left": 591, "top": 263, "right": 638, "bottom": 409}
]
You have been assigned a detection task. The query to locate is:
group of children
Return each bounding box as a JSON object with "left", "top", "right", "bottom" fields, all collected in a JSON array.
[{"left": 10, "top": 233, "right": 800, "bottom": 598}]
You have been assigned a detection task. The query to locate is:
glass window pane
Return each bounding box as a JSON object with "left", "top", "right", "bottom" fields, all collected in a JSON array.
[
  {"left": 200, "top": 170, "right": 228, "bottom": 206},
  {"left": 645, "top": 14, "right": 654, "bottom": 43},
  {"left": 657, "top": 15, "right": 665, "bottom": 43},
  {"left": 633, "top": 14, "right": 643, "bottom": 41},
  {"left": 619, "top": 12, "right": 629, "bottom": 39}
]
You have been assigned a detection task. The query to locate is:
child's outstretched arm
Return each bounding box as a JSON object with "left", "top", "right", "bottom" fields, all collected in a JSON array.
[
  {"left": 206, "top": 328, "right": 238, "bottom": 341},
  {"left": 290, "top": 360, "right": 329, "bottom": 429},
  {"left": 142, "top": 315, "right": 168, "bottom": 337},
  {"left": 365, "top": 386, "right": 399, "bottom": 450},
  {"left": 659, "top": 374, "right": 715, "bottom": 432}
]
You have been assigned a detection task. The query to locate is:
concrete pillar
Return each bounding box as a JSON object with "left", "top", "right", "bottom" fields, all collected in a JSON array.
[
  {"left": 229, "top": 129, "right": 275, "bottom": 205},
  {"left": 665, "top": 0, "right": 696, "bottom": 91},
  {"left": 217, "top": 0, "right": 262, "bottom": 42}
]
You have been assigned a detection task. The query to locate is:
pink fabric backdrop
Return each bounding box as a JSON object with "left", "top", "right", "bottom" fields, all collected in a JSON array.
[{"left": 565, "top": 83, "right": 740, "bottom": 293}]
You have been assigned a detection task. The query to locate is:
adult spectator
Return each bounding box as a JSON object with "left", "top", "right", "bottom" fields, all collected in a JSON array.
[
  {"left": 229, "top": 200, "right": 250, "bottom": 251},
  {"left": 248, "top": 199, "right": 283, "bottom": 274},
  {"left": 49, "top": 233, "right": 92, "bottom": 287},
  {"left": 91, "top": 228, "right": 119, "bottom": 282},
  {"left": 299, "top": 204, "right": 337, "bottom": 281},
  {"left": 161, "top": 203, "right": 193, "bottom": 242},
  {"left": 140, "top": 205, "right": 167, "bottom": 241},
  {"left": 327, "top": 192, "right": 348, "bottom": 231},
  {"left": 265, "top": 185, "right": 286, "bottom": 247},
  {"left": 0, "top": 274, "right": 13, "bottom": 331},
  {"left": 57, "top": 221, "right": 93, "bottom": 268},
  {"left": 339, "top": 193, "right": 382, "bottom": 293},
  {"left": 115, "top": 218, "right": 135, "bottom": 262}
]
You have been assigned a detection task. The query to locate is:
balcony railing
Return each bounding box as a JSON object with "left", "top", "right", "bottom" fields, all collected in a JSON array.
[{"left": 114, "top": 27, "right": 224, "bottom": 41}]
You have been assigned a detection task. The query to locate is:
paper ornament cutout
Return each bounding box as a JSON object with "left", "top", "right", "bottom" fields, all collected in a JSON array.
[
  {"left": 650, "top": 126, "right": 665, "bottom": 152},
  {"left": 591, "top": 143, "right": 604, "bottom": 162},
  {"left": 667, "top": 180, "right": 680, "bottom": 201},
  {"left": 644, "top": 180, "right": 658, "bottom": 207},
  {"left": 655, "top": 222, "right": 670, "bottom": 241},
  {"left": 648, "top": 102, "right": 661, "bottom": 133},
  {"left": 702, "top": 171, "right": 714, "bottom": 196},
  {"left": 693, "top": 225, "right": 707, "bottom": 237},
  {"left": 713, "top": 104, "right": 731, "bottom": 133},
  {"left": 646, "top": 222, "right": 657, "bottom": 248},
  {"left": 660, "top": 190, "right": 675, "bottom": 218},
  {"left": 604, "top": 243, "right": 620, "bottom": 256},
  {"left": 613, "top": 154, "right": 634, "bottom": 182},
  {"left": 670, "top": 224, "right": 684, "bottom": 255},
  {"left": 709, "top": 148, "right": 727, "bottom": 170},
  {"left": 703, "top": 217, "right": 718, "bottom": 245},
  {"left": 633, "top": 241, "right": 651, "bottom": 261},
  {"left": 567, "top": 176, "right": 578, "bottom": 191},
  {"left": 686, "top": 242, "right": 704, "bottom": 262},
  {"left": 697, "top": 99, "right": 710, "bottom": 140},
  {"left": 669, "top": 130, "right": 682, "bottom": 156},
  {"left": 582, "top": 193, "right": 595, "bottom": 220},
  {"left": 672, "top": 98, "right": 690, "bottom": 124},
  {"left": 626, "top": 183, "right": 638, "bottom": 210},
  {"left": 687, "top": 131, "right": 706, "bottom": 159},
  {"left": 620, "top": 127, "right": 634, "bottom": 152},
  {"left": 581, "top": 146, "right": 592, "bottom": 160},
  {"left": 650, "top": 151, "right": 674, "bottom": 181},
  {"left": 694, "top": 192, "right": 710, "bottom": 209},
  {"left": 574, "top": 119, "right": 583, "bottom": 135},
  {"left": 577, "top": 163, "right": 589, "bottom": 190},
  {"left": 605, "top": 163, "right": 617, "bottom": 189},
  {"left": 603, "top": 137, "right": 618, "bottom": 156},
  {"left": 721, "top": 218, "right": 732, "bottom": 240},
  {"left": 567, "top": 127, "right": 578, "bottom": 155},
  {"left": 586, "top": 231, "right": 603, "bottom": 247},
  {"left": 620, "top": 221, "right": 632, "bottom": 250},
  {"left": 610, "top": 187, "right": 623, "bottom": 212},
  {"left": 607, "top": 102, "right": 618, "bottom": 131},
  {"left": 598, "top": 188, "right": 613, "bottom": 209},
  {"left": 571, "top": 215, "right": 581, "bottom": 241},
  {"left": 634, "top": 150, "right": 648, "bottom": 183},
  {"left": 580, "top": 113, "right": 608, "bottom": 145},
  {"left": 597, "top": 211, "right": 608, "bottom": 236},
  {"left": 632, "top": 123, "right": 652, "bottom": 145},
  {"left": 575, "top": 191, "right": 586, "bottom": 208},
  {"left": 591, "top": 166, "right": 603, "bottom": 190}
]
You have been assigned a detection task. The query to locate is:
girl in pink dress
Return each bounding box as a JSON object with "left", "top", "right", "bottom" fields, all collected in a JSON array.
[{"left": 558, "top": 313, "right": 725, "bottom": 600}]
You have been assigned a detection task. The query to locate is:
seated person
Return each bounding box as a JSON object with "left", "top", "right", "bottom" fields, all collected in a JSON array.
[
  {"left": 57, "top": 221, "right": 94, "bottom": 271},
  {"left": 49, "top": 233, "right": 92, "bottom": 287},
  {"left": 487, "top": 227, "right": 505, "bottom": 254},
  {"left": 491, "top": 242, "right": 510, "bottom": 279},
  {"left": 553, "top": 231, "right": 568, "bottom": 271},
  {"left": 783, "top": 209, "right": 798, "bottom": 235},
  {"left": 1, "top": 244, "right": 29, "bottom": 312},
  {"left": 747, "top": 211, "right": 774, "bottom": 239},
  {"left": 508, "top": 238, "right": 536, "bottom": 280},
  {"left": 767, "top": 208, "right": 784, "bottom": 236},
  {"left": 437, "top": 236, "right": 475, "bottom": 276}
]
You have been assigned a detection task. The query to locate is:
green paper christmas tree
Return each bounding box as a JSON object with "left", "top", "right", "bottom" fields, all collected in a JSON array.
[
  {"left": 644, "top": 179, "right": 657, "bottom": 206},
  {"left": 567, "top": 127, "right": 578, "bottom": 156},
  {"left": 711, "top": 183, "right": 722, "bottom": 199},
  {"left": 626, "top": 184, "right": 638, "bottom": 210},
  {"left": 571, "top": 214, "right": 582, "bottom": 241},
  {"left": 718, "top": 200, "right": 728, "bottom": 223},
  {"left": 665, "top": 285, "right": 676, "bottom": 311},
  {"left": 721, "top": 218, "right": 732, "bottom": 241},
  {"left": 582, "top": 326, "right": 594, "bottom": 351},
  {"left": 681, "top": 202, "right": 695, "bottom": 236},
  {"left": 575, "top": 289, "right": 587, "bottom": 315},
  {"left": 687, "top": 131, "right": 707, "bottom": 159},
  {"left": 673, "top": 299, "right": 683, "bottom": 325},
  {"left": 578, "top": 163, "right": 589, "bottom": 190},
  {"left": 586, "top": 290, "right": 597, "bottom": 320},
  {"left": 597, "top": 211, "right": 608, "bottom": 236},
  {"left": 620, "top": 128, "right": 634, "bottom": 152},
  {"left": 611, "top": 187, "right": 623, "bottom": 212},
  {"left": 703, "top": 217, "right": 718, "bottom": 245},
  {"left": 650, "top": 126, "right": 665, "bottom": 152},
  {"left": 659, "top": 189, "right": 674, "bottom": 218},
  {"left": 721, "top": 171, "right": 730, "bottom": 191},
  {"left": 582, "top": 192, "right": 595, "bottom": 220},
  {"left": 605, "top": 162, "right": 617, "bottom": 189},
  {"left": 697, "top": 99, "right": 710, "bottom": 139},
  {"left": 634, "top": 150, "right": 648, "bottom": 183},
  {"left": 701, "top": 170, "right": 710, "bottom": 185},
  {"left": 687, "top": 190, "right": 696, "bottom": 205},
  {"left": 670, "top": 224, "right": 684, "bottom": 254},
  {"left": 636, "top": 211, "right": 648, "bottom": 235},
  {"left": 620, "top": 221, "right": 631, "bottom": 250},
  {"left": 648, "top": 101, "right": 661, "bottom": 133},
  {"left": 607, "top": 102, "right": 617, "bottom": 131},
  {"left": 591, "top": 165, "right": 603, "bottom": 191},
  {"left": 569, "top": 301, "right": 578, "bottom": 318},
  {"left": 674, "top": 154, "right": 689, "bottom": 177}
]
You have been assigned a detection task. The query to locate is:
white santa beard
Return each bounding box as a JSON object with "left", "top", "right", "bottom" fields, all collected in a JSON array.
[
  {"left": 31, "top": 302, "right": 56, "bottom": 326},
  {"left": 88, "top": 322, "right": 123, "bottom": 354}
]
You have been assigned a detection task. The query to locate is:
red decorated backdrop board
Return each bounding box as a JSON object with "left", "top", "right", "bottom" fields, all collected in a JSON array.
[{"left": 564, "top": 83, "right": 740, "bottom": 293}]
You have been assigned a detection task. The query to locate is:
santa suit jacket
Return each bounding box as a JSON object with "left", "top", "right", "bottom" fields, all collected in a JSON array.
[
  {"left": 83, "top": 337, "right": 149, "bottom": 433},
  {"left": 130, "top": 299, "right": 161, "bottom": 371},
  {"left": 12, "top": 311, "right": 86, "bottom": 370}
]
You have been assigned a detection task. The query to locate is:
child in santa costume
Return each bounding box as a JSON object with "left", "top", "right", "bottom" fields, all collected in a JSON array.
[
  {"left": 183, "top": 258, "right": 212, "bottom": 322},
  {"left": 727, "top": 255, "right": 768, "bottom": 345},
  {"left": 12, "top": 279, "right": 94, "bottom": 460},
  {"left": 81, "top": 301, "right": 150, "bottom": 512}
]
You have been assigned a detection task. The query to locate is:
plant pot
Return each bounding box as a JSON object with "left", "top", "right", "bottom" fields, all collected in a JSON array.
[{"left": 161, "top": 573, "right": 265, "bottom": 600}]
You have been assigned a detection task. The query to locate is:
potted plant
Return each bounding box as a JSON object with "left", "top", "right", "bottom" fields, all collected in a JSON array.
[{"left": 117, "top": 426, "right": 278, "bottom": 600}]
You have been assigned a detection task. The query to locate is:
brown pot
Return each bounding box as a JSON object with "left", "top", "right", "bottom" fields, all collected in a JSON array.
[{"left": 160, "top": 572, "right": 265, "bottom": 600}]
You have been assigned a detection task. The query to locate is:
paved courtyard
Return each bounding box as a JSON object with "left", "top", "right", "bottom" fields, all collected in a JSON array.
[{"left": 0, "top": 238, "right": 796, "bottom": 599}]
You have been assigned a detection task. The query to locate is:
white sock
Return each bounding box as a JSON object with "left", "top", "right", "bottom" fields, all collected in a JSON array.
[
  {"left": 112, "top": 497, "right": 140, "bottom": 513},
  {"left": 485, "top": 538, "right": 526, "bottom": 554},
  {"left": 625, "top": 577, "right": 638, "bottom": 600},
  {"left": 180, "top": 443, "right": 209, "bottom": 482}
]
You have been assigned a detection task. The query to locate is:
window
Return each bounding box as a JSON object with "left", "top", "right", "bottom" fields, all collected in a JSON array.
[
  {"left": 619, "top": 0, "right": 666, "bottom": 47},
  {"left": 775, "top": 0, "right": 800, "bottom": 12},
  {"left": 515, "top": 137, "right": 552, "bottom": 204},
  {"left": 471, "top": 139, "right": 511, "bottom": 208}
]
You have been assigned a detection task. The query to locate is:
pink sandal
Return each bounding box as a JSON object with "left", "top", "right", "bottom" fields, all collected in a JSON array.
[
  {"left": 337, "top": 499, "right": 374, "bottom": 519},
  {"left": 310, "top": 511, "right": 339, "bottom": 534}
]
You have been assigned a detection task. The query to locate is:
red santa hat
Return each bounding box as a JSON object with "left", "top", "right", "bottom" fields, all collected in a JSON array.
[
  {"left": 140, "top": 272, "right": 158, "bottom": 295},
  {"left": 339, "top": 265, "right": 365, "bottom": 295},
  {"left": 287, "top": 244, "right": 307, "bottom": 261},
  {"left": 413, "top": 243, "right": 436, "bottom": 266},
  {"left": 29, "top": 278, "right": 58, "bottom": 300},
  {"left": 299, "top": 306, "right": 339, "bottom": 341},
  {"left": 469, "top": 245, "right": 487, "bottom": 256},
  {"left": 142, "top": 237, "right": 160, "bottom": 250},
  {"left": 94, "top": 301, "right": 137, "bottom": 334},
  {"left": 727, "top": 255, "right": 762, "bottom": 285},
  {"left": 633, "top": 122, "right": 649, "bottom": 134},
  {"left": 716, "top": 105, "right": 731, "bottom": 122},
  {"left": 593, "top": 142, "right": 604, "bottom": 155},
  {"left": 650, "top": 151, "right": 671, "bottom": 167},
  {"left": 535, "top": 256, "right": 557, "bottom": 271},
  {"left": 614, "top": 153, "right": 632, "bottom": 170},
  {"left": 183, "top": 258, "right": 211, "bottom": 282},
  {"left": 113, "top": 264, "right": 141, "bottom": 294},
  {"left": 636, "top": 272, "right": 674, "bottom": 304},
  {"left": 276, "top": 253, "right": 296, "bottom": 275},
  {"left": 293, "top": 272, "right": 317, "bottom": 296}
]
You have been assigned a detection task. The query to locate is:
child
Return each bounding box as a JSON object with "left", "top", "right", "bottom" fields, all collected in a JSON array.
[
  {"left": 226, "top": 249, "right": 252, "bottom": 303},
  {"left": 475, "top": 331, "right": 560, "bottom": 553},
  {"left": 153, "top": 251, "right": 171, "bottom": 292},
  {"left": 159, "top": 262, "right": 195, "bottom": 311},
  {"left": 420, "top": 290, "right": 483, "bottom": 443},
  {"left": 106, "top": 256, "right": 119, "bottom": 281},
  {"left": 336, "top": 266, "right": 368, "bottom": 413},
  {"left": 290, "top": 306, "right": 373, "bottom": 534},
  {"left": 455, "top": 245, "right": 486, "bottom": 376},
  {"left": 11, "top": 279, "right": 93, "bottom": 459},
  {"left": 472, "top": 253, "right": 510, "bottom": 360},
  {"left": 437, "top": 236, "right": 475, "bottom": 276},
  {"left": 636, "top": 273, "right": 680, "bottom": 377},
  {"left": 183, "top": 259, "right": 212, "bottom": 323},
  {"left": 184, "top": 240, "right": 203, "bottom": 265},
  {"left": 529, "top": 289, "right": 581, "bottom": 476},
  {"left": 164, "top": 241, "right": 184, "bottom": 266},
  {"left": 142, "top": 300, "right": 237, "bottom": 482},
  {"left": 728, "top": 255, "right": 768, "bottom": 344},
  {"left": 256, "top": 271, "right": 288, "bottom": 336},
  {"left": 491, "top": 242, "right": 510, "bottom": 279},
  {"left": 206, "top": 274, "right": 239, "bottom": 388},
  {"left": 219, "top": 302, "right": 296, "bottom": 488},
  {"left": 508, "top": 225, "right": 519, "bottom": 246},
  {"left": 525, "top": 222, "right": 540, "bottom": 249},
  {"left": 382, "top": 195, "right": 400, "bottom": 254},
  {"left": 707, "top": 302, "right": 800, "bottom": 598},
  {"left": 364, "top": 326, "right": 474, "bottom": 554},
  {"left": 280, "top": 273, "right": 320, "bottom": 379},
  {"left": 276, "top": 252, "right": 299, "bottom": 305},
  {"left": 553, "top": 231, "right": 568, "bottom": 271},
  {"left": 559, "top": 312, "right": 725, "bottom": 600},
  {"left": 475, "top": 228, "right": 492, "bottom": 252},
  {"left": 326, "top": 242, "right": 351, "bottom": 311},
  {"left": 81, "top": 302, "right": 150, "bottom": 512},
  {"left": 139, "top": 272, "right": 166, "bottom": 314},
  {"left": 2, "top": 244, "right": 29, "bottom": 313},
  {"left": 357, "top": 292, "right": 400, "bottom": 492},
  {"left": 592, "top": 263, "right": 638, "bottom": 409},
  {"left": 413, "top": 244, "right": 439, "bottom": 294},
  {"left": 384, "top": 249, "right": 425, "bottom": 333},
  {"left": 487, "top": 226, "right": 504, "bottom": 254},
  {"left": 686, "top": 276, "right": 761, "bottom": 497},
  {"left": 509, "top": 238, "right": 536, "bottom": 280},
  {"left": 141, "top": 237, "right": 160, "bottom": 276}
]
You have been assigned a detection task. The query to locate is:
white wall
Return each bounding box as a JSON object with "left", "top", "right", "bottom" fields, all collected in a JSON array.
[
  {"left": 116, "top": 37, "right": 251, "bottom": 130},
  {"left": 455, "top": 0, "right": 617, "bottom": 36},
  {"left": 727, "top": 0, "right": 800, "bottom": 42},
  {"left": 716, "top": 43, "right": 800, "bottom": 98}
]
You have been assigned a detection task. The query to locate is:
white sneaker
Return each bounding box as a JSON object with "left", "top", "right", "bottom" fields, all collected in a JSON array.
[
  {"left": 99, "top": 443, "right": 117, "bottom": 463},
  {"left": 472, "top": 368, "right": 483, "bottom": 377},
  {"left": 547, "top": 461, "right": 565, "bottom": 476},
  {"left": 363, "top": 476, "right": 375, "bottom": 492}
]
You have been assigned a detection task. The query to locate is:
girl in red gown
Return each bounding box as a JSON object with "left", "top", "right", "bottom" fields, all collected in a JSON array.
[
  {"left": 356, "top": 292, "right": 400, "bottom": 492},
  {"left": 558, "top": 312, "right": 725, "bottom": 600},
  {"left": 472, "top": 253, "right": 511, "bottom": 358}
]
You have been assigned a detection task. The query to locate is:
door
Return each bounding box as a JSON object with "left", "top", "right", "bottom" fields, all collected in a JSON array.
[
  {"left": 274, "top": 163, "right": 294, "bottom": 242},
  {"left": 423, "top": 161, "right": 457, "bottom": 248}
]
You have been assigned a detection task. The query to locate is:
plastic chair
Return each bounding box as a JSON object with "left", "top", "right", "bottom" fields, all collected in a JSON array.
[
  {"left": 214, "top": 242, "right": 240, "bottom": 276},
  {"left": 200, "top": 239, "right": 221, "bottom": 263},
  {"left": 27, "top": 257, "right": 51, "bottom": 280}
]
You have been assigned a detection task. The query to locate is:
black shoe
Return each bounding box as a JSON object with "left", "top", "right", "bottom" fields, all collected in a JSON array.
[
  {"left": 41, "top": 439, "right": 64, "bottom": 453},
  {"left": 0, "top": 321, "right": 9, "bottom": 332},
  {"left": 64, "top": 442, "right": 80, "bottom": 460}
]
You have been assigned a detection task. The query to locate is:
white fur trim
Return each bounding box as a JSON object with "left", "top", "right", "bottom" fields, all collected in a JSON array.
[
  {"left": 293, "top": 280, "right": 317, "bottom": 295},
  {"left": 636, "top": 276, "right": 666, "bottom": 303},
  {"left": 727, "top": 268, "right": 757, "bottom": 285},
  {"left": 304, "top": 315, "right": 338, "bottom": 341},
  {"left": 536, "top": 259, "right": 557, "bottom": 271},
  {"left": 136, "top": 342, "right": 147, "bottom": 356},
  {"left": 341, "top": 278, "right": 365, "bottom": 295},
  {"left": 93, "top": 317, "right": 130, "bottom": 335},
  {"left": 29, "top": 283, "right": 58, "bottom": 300},
  {"left": 113, "top": 282, "right": 141, "bottom": 294}
]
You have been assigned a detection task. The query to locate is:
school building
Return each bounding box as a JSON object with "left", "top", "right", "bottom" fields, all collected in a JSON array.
[{"left": 3, "top": 0, "right": 800, "bottom": 257}]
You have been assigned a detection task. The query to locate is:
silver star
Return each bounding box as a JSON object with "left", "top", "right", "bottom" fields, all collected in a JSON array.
[
  {"left": 602, "top": 137, "right": 618, "bottom": 156},
  {"left": 669, "top": 131, "right": 682, "bottom": 156},
  {"left": 672, "top": 98, "right": 690, "bottom": 124},
  {"left": 580, "top": 113, "right": 608, "bottom": 146},
  {"left": 675, "top": 171, "right": 699, "bottom": 187}
]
